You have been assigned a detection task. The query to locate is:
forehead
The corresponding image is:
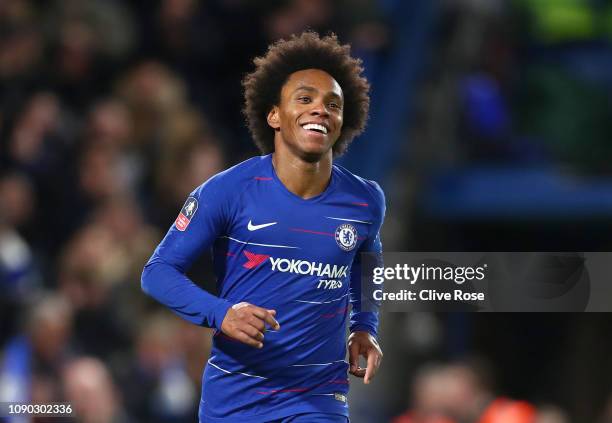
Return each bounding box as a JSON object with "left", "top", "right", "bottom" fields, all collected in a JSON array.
[{"left": 282, "top": 69, "right": 343, "bottom": 98}]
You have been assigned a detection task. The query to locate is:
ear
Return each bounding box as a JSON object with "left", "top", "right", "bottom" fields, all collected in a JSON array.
[{"left": 267, "top": 106, "right": 280, "bottom": 131}]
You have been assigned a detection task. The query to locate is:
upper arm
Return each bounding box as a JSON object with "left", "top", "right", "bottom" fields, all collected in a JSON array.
[
  {"left": 358, "top": 181, "right": 386, "bottom": 257},
  {"left": 149, "top": 174, "right": 233, "bottom": 272},
  {"left": 350, "top": 181, "right": 386, "bottom": 285}
]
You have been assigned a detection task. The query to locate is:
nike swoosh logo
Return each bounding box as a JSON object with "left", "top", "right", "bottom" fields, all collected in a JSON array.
[{"left": 247, "top": 220, "right": 278, "bottom": 231}]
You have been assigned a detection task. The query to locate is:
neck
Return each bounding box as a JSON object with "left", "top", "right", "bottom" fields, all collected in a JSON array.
[{"left": 271, "top": 143, "right": 333, "bottom": 200}]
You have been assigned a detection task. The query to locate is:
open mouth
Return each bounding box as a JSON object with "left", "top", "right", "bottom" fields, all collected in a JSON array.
[{"left": 301, "top": 123, "right": 328, "bottom": 134}]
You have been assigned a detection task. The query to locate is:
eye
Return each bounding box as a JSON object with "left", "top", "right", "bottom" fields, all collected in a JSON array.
[
  {"left": 329, "top": 102, "right": 342, "bottom": 110},
  {"left": 297, "top": 96, "right": 311, "bottom": 103}
]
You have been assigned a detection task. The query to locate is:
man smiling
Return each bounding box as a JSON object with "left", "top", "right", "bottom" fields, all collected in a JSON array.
[{"left": 142, "top": 32, "right": 386, "bottom": 422}]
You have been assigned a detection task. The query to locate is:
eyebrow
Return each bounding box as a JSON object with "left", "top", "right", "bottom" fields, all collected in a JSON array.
[{"left": 292, "top": 85, "right": 343, "bottom": 100}]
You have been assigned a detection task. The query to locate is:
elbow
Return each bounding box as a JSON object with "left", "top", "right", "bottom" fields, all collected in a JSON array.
[
  {"left": 140, "top": 257, "right": 185, "bottom": 299},
  {"left": 141, "top": 263, "right": 155, "bottom": 297},
  {"left": 140, "top": 258, "right": 182, "bottom": 299}
]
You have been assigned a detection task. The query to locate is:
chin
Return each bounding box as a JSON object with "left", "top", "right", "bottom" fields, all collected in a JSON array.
[
  {"left": 297, "top": 143, "right": 331, "bottom": 162},
  {"left": 300, "top": 135, "right": 333, "bottom": 153},
  {"left": 298, "top": 151, "right": 326, "bottom": 163}
]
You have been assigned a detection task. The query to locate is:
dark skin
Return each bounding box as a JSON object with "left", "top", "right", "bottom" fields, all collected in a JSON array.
[{"left": 221, "top": 68, "right": 382, "bottom": 384}]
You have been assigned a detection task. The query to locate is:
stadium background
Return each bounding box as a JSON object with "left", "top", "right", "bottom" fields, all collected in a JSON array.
[{"left": 1, "top": 0, "right": 612, "bottom": 422}]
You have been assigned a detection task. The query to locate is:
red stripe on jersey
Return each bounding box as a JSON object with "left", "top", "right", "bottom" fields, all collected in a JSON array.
[
  {"left": 255, "top": 379, "right": 349, "bottom": 395},
  {"left": 290, "top": 228, "right": 334, "bottom": 237}
]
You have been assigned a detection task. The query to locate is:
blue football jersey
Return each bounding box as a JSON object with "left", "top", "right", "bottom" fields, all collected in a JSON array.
[{"left": 142, "top": 154, "right": 385, "bottom": 422}]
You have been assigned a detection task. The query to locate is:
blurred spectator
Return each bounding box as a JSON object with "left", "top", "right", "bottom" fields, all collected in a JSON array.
[
  {"left": 265, "top": 0, "right": 338, "bottom": 41},
  {"left": 534, "top": 405, "right": 570, "bottom": 423},
  {"left": 392, "top": 363, "right": 457, "bottom": 423},
  {"left": 0, "top": 176, "right": 38, "bottom": 333},
  {"left": 115, "top": 61, "right": 188, "bottom": 148},
  {"left": 0, "top": 174, "right": 38, "bottom": 297},
  {"left": 86, "top": 98, "right": 133, "bottom": 150},
  {"left": 120, "top": 313, "right": 205, "bottom": 423},
  {"left": 62, "top": 357, "right": 132, "bottom": 423},
  {"left": 8, "top": 92, "right": 66, "bottom": 173},
  {"left": 445, "top": 360, "right": 535, "bottom": 423},
  {"left": 0, "top": 294, "right": 73, "bottom": 407},
  {"left": 393, "top": 359, "right": 537, "bottom": 423},
  {"left": 0, "top": 172, "right": 35, "bottom": 229},
  {"left": 0, "top": 0, "right": 43, "bottom": 82},
  {"left": 153, "top": 111, "right": 225, "bottom": 223},
  {"left": 28, "top": 294, "right": 74, "bottom": 404},
  {"left": 44, "top": 0, "right": 135, "bottom": 110},
  {"left": 264, "top": 0, "right": 389, "bottom": 53},
  {"left": 57, "top": 195, "right": 159, "bottom": 358},
  {"left": 77, "top": 142, "right": 138, "bottom": 208}
]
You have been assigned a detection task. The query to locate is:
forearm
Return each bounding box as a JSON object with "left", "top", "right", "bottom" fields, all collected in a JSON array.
[
  {"left": 141, "top": 258, "right": 232, "bottom": 330},
  {"left": 349, "top": 259, "right": 380, "bottom": 338}
]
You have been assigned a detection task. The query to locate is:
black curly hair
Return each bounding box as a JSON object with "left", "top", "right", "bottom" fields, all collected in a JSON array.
[{"left": 242, "top": 31, "right": 370, "bottom": 157}]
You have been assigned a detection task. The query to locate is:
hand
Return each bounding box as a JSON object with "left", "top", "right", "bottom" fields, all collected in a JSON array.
[
  {"left": 221, "top": 302, "right": 280, "bottom": 348},
  {"left": 348, "top": 331, "right": 383, "bottom": 384}
]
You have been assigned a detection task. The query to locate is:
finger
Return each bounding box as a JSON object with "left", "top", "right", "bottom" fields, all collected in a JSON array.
[
  {"left": 364, "top": 350, "right": 379, "bottom": 384},
  {"left": 376, "top": 351, "right": 383, "bottom": 369},
  {"left": 236, "top": 330, "right": 263, "bottom": 349},
  {"left": 266, "top": 310, "right": 280, "bottom": 330},
  {"left": 248, "top": 315, "right": 266, "bottom": 332},
  {"left": 249, "top": 307, "right": 280, "bottom": 330},
  {"left": 348, "top": 342, "right": 360, "bottom": 375},
  {"left": 352, "top": 367, "right": 366, "bottom": 378},
  {"left": 242, "top": 324, "right": 265, "bottom": 342}
]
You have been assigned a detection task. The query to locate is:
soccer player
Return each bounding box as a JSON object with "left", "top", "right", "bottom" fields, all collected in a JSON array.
[{"left": 142, "top": 31, "right": 385, "bottom": 423}]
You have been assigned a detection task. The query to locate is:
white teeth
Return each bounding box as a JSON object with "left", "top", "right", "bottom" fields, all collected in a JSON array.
[{"left": 302, "top": 123, "right": 328, "bottom": 134}]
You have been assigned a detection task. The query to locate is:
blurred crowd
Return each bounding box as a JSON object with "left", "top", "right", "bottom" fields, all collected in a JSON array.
[
  {"left": 392, "top": 358, "right": 556, "bottom": 423},
  {"left": 1, "top": 0, "right": 612, "bottom": 422},
  {"left": 413, "top": 0, "right": 612, "bottom": 173},
  {"left": 391, "top": 356, "right": 612, "bottom": 423}
]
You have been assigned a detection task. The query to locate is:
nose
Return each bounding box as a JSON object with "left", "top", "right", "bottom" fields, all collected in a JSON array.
[{"left": 309, "top": 99, "right": 330, "bottom": 117}]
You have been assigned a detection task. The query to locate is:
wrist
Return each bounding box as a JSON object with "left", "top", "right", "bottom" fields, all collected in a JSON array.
[
  {"left": 350, "top": 326, "right": 378, "bottom": 339},
  {"left": 212, "top": 300, "right": 233, "bottom": 331}
]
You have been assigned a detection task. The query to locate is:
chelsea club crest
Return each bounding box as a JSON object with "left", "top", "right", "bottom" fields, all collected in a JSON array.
[{"left": 335, "top": 223, "right": 358, "bottom": 251}]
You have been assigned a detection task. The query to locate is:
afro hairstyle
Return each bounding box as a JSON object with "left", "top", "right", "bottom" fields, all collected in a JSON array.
[{"left": 242, "top": 31, "right": 370, "bottom": 157}]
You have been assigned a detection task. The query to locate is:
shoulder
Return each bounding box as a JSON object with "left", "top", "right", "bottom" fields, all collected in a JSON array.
[
  {"left": 332, "top": 164, "right": 386, "bottom": 220},
  {"left": 192, "top": 155, "right": 269, "bottom": 197}
]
